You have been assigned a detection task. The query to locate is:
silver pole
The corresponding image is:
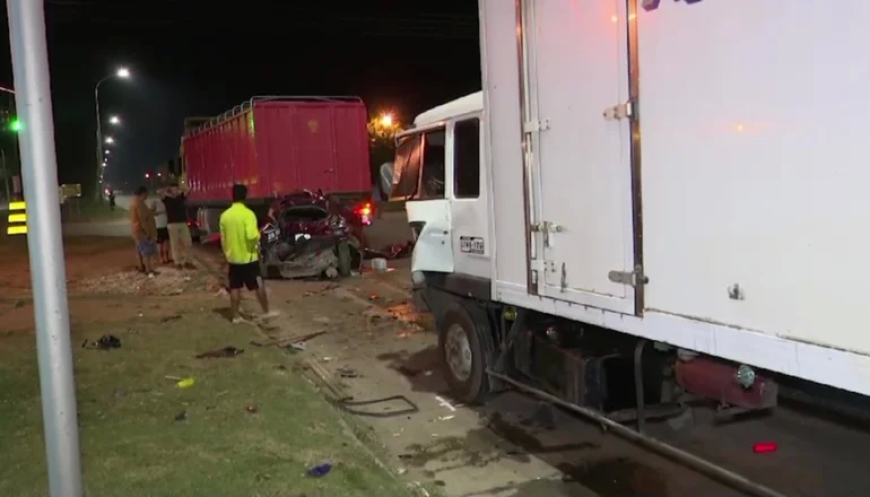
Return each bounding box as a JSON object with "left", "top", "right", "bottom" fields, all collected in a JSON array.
[{"left": 5, "top": 0, "right": 83, "bottom": 496}]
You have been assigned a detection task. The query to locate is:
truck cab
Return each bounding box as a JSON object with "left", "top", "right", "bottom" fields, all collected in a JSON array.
[{"left": 387, "top": 92, "right": 491, "bottom": 299}]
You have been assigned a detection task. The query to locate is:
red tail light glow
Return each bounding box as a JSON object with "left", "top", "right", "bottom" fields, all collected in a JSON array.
[{"left": 355, "top": 202, "right": 374, "bottom": 226}]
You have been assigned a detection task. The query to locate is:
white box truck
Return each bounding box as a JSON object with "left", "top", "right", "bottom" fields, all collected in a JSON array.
[{"left": 384, "top": 0, "right": 870, "bottom": 462}]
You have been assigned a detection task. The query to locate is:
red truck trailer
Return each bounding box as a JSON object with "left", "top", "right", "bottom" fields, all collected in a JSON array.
[{"left": 181, "top": 96, "right": 371, "bottom": 236}]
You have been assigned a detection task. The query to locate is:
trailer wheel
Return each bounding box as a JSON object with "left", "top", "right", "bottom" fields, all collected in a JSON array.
[
  {"left": 336, "top": 241, "right": 352, "bottom": 277},
  {"left": 438, "top": 303, "right": 492, "bottom": 405}
]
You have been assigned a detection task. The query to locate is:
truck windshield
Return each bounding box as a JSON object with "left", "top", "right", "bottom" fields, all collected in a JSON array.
[{"left": 390, "top": 134, "right": 423, "bottom": 200}]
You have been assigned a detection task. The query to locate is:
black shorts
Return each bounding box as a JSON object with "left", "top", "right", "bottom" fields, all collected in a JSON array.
[
  {"left": 156, "top": 228, "right": 169, "bottom": 244},
  {"left": 227, "top": 261, "right": 261, "bottom": 291}
]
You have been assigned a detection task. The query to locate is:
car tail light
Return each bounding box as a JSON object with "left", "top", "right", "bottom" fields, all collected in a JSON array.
[
  {"left": 354, "top": 201, "right": 374, "bottom": 226},
  {"left": 187, "top": 220, "right": 198, "bottom": 228}
]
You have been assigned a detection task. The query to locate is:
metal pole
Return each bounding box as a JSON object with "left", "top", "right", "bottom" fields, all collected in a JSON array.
[
  {"left": 94, "top": 83, "right": 103, "bottom": 201},
  {"left": 5, "top": 0, "right": 83, "bottom": 496}
]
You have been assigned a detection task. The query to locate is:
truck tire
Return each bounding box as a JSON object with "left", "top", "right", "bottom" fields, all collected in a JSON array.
[
  {"left": 438, "top": 302, "right": 494, "bottom": 405},
  {"left": 336, "top": 241, "right": 352, "bottom": 277}
]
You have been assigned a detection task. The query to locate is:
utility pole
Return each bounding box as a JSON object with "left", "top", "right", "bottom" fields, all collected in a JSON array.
[{"left": 5, "top": 1, "right": 83, "bottom": 496}]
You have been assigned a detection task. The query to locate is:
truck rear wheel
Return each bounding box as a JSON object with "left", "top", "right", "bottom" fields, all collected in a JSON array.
[{"left": 438, "top": 303, "right": 492, "bottom": 405}]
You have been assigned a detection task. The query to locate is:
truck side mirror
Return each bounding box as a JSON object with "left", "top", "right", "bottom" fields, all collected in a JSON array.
[{"left": 379, "top": 162, "right": 394, "bottom": 199}]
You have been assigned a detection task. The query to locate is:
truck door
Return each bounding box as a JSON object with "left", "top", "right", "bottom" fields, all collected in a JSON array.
[
  {"left": 391, "top": 128, "right": 454, "bottom": 274},
  {"left": 524, "top": 0, "right": 638, "bottom": 315},
  {"left": 449, "top": 116, "right": 490, "bottom": 280}
]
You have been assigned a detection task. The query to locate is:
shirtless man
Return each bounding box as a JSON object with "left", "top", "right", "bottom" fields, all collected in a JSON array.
[{"left": 130, "top": 186, "right": 159, "bottom": 277}]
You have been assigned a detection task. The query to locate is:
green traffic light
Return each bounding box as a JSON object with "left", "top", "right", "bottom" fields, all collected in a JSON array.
[{"left": 9, "top": 119, "right": 20, "bottom": 132}]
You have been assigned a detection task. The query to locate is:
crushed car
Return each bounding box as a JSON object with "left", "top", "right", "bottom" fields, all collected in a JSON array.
[{"left": 259, "top": 190, "right": 373, "bottom": 279}]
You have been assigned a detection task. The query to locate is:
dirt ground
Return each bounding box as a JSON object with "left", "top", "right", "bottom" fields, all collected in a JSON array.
[{"left": 0, "top": 235, "right": 222, "bottom": 332}]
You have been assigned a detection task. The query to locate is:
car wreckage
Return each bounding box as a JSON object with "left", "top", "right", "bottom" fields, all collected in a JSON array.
[{"left": 259, "top": 190, "right": 372, "bottom": 279}]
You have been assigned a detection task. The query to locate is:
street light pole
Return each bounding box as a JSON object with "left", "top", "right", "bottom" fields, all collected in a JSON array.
[
  {"left": 5, "top": 1, "right": 83, "bottom": 497},
  {"left": 93, "top": 67, "right": 129, "bottom": 201},
  {"left": 94, "top": 82, "right": 103, "bottom": 200}
]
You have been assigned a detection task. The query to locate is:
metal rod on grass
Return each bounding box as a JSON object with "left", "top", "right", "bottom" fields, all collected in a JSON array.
[{"left": 5, "top": 0, "right": 83, "bottom": 495}]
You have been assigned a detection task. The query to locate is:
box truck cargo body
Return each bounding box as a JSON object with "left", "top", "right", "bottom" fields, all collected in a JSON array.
[
  {"left": 390, "top": 0, "right": 870, "bottom": 437},
  {"left": 181, "top": 97, "right": 371, "bottom": 235}
]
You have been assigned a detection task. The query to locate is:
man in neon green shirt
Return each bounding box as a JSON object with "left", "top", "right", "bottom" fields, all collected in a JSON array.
[{"left": 219, "top": 184, "right": 276, "bottom": 323}]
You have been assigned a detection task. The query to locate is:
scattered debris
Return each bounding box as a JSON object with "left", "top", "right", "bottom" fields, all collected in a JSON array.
[
  {"left": 364, "top": 241, "right": 413, "bottom": 260},
  {"left": 288, "top": 342, "right": 307, "bottom": 352},
  {"left": 397, "top": 468, "right": 408, "bottom": 475},
  {"left": 246, "top": 404, "right": 258, "bottom": 414},
  {"left": 81, "top": 334, "right": 121, "bottom": 350},
  {"left": 410, "top": 482, "right": 431, "bottom": 497},
  {"left": 306, "top": 463, "right": 332, "bottom": 478},
  {"left": 195, "top": 346, "right": 244, "bottom": 359},
  {"left": 337, "top": 366, "right": 359, "bottom": 378},
  {"left": 251, "top": 330, "right": 327, "bottom": 348},
  {"left": 174, "top": 410, "right": 188, "bottom": 421},
  {"left": 76, "top": 265, "right": 207, "bottom": 296},
  {"left": 438, "top": 415, "right": 455, "bottom": 421},
  {"left": 370, "top": 257, "right": 388, "bottom": 272},
  {"left": 434, "top": 396, "right": 457, "bottom": 412},
  {"left": 160, "top": 314, "right": 182, "bottom": 323},
  {"left": 304, "top": 358, "right": 353, "bottom": 402},
  {"left": 753, "top": 441, "right": 778, "bottom": 453},
  {"left": 176, "top": 377, "right": 195, "bottom": 388}
]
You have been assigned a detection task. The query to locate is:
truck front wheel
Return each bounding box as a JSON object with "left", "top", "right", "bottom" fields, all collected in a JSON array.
[{"left": 438, "top": 303, "right": 492, "bottom": 405}]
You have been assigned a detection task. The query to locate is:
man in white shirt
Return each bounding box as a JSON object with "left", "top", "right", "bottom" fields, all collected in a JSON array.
[{"left": 148, "top": 195, "right": 170, "bottom": 264}]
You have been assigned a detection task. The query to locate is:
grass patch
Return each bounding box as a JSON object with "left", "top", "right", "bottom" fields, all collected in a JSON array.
[{"left": 0, "top": 309, "right": 411, "bottom": 497}]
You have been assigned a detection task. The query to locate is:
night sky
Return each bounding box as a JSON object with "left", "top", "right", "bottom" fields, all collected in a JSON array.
[{"left": 0, "top": 1, "right": 481, "bottom": 192}]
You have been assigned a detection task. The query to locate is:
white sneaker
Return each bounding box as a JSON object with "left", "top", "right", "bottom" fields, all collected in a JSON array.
[
  {"left": 231, "top": 317, "right": 246, "bottom": 324},
  {"left": 258, "top": 311, "right": 280, "bottom": 320}
]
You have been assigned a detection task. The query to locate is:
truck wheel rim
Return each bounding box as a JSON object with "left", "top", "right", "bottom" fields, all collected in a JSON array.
[{"left": 445, "top": 324, "right": 473, "bottom": 381}]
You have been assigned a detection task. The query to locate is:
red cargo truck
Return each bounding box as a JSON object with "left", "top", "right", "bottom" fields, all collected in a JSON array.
[{"left": 180, "top": 96, "right": 372, "bottom": 237}]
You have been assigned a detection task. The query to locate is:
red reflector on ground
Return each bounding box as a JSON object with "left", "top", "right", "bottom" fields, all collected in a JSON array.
[{"left": 753, "top": 442, "right": 777, "bottom": 453}]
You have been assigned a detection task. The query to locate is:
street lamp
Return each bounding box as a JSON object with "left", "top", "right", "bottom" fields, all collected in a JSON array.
[
  {"left": 379, "top": 113, "right": 393, "bottom": 127},
  {"left": 104, "top": 149, "right": 110, "bottom": 155},
  {"left": 108, "top": 115, "right": 120, "bottom": 125},
  {"left": 104, "top": 136, "right": 114, "bottom": 145},
  {"left": 94, "top": 66, "right": 131, "bottom": 200}
]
